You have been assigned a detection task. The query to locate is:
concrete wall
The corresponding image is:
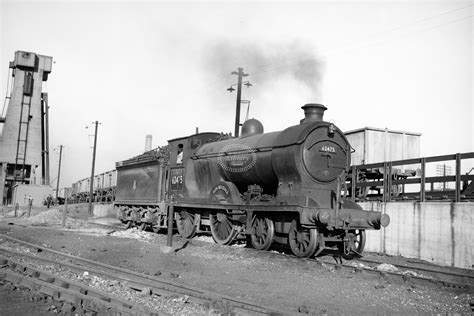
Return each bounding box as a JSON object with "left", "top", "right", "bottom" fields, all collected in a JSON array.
[
  {"left": 12, "top": 184, "right": 53, "bottom": 206},
  {"left": 61, "top": 203, "right": 115, "bottom": 217},
  {"left": 361, "top": 201, "right": 473, "bottom": 269},
  {"left": 93, "top": 203, "right": 115, "bottom": 217}
]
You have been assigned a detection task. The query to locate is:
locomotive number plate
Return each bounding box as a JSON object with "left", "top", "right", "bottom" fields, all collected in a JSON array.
[
  {"left": 320, "top": 145, "right": 336, "bottom": 153},
  {"left": 170, "top": 168, "right": 184, "bottom": 191}
]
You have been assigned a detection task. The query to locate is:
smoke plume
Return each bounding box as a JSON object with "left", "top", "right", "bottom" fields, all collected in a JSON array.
[{"left": 204, "top": 39, "right": 325, "bottom": 99}]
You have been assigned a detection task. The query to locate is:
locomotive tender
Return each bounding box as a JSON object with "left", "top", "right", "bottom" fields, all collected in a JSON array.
[{"left": 116, "top": 104, "right": 390, "bottom": 258}]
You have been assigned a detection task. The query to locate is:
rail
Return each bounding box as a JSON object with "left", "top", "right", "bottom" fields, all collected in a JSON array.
[
  {"left": 347, "top": 152, "right": 474, "bottom": 202},
  {"left": 0, "top": 234, "right": 285, "bottom": 315}
]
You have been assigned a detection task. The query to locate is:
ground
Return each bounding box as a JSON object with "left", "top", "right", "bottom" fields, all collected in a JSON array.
[
  {"left": 0, "top": 205, "right": 472, "bottom": 315},
  {"left": 0, "top": 282, "right": 56, "bottom": 316}
]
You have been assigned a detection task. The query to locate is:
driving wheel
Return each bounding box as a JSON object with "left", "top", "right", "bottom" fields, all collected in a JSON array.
[
  {"left": 210, "top": 212, "right": 238, "bottom": 245},
  {"left": 249, "top": 216, "right": 274, "bottom": 250},
  {"left": 176, "top": 211, "right": 197, "bottom": 239},
  {"left": 288, "top": 219, "right": 318, "bottom": 258}
]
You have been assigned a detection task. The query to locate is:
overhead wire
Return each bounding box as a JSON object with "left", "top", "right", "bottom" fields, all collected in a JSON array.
[
  {"left": 249, "top": 3, "right": 473, "bottom": 78},
  {"left": 331, "top": 2, "right": 474, "bottom": 51},
  {"left": 206, "top": 3, "right": 473, "bottom": 121},
  {"left": 320, "top": 13, "right": 473, "bottom": 59},
  {"left": 418, "top": 13, "right": 473, "bottom": 33},
  {"left": 230, "top": 3, "right": 473, "bottom": 120},
  {"left": 164, "top": 4, "right": 474, "bottom": 106}
]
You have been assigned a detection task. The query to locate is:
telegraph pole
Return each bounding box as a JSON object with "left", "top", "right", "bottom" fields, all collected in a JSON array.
[
  {"left": 55, "top": 145, "right": 63, "bottom": 202},
  {"left": 229, "top": 67, "right": 251, "bottom": 138},
  {"left": 88, "top": 121, "right": 99, "bottom": 215}
]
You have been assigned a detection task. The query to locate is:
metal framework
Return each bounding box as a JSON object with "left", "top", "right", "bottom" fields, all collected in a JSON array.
[{"left": 347, "top": 152, "right": 474, "bottom": 202}]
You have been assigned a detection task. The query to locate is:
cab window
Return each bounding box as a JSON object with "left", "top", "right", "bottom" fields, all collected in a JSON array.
[{"left": 176, "top": 144, "right": 184, "bottom": 164}]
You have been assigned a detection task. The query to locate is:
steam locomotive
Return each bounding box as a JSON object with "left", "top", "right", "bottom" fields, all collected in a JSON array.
[{"left": 116, "top": 104, "right": 390, "bottom": 259}]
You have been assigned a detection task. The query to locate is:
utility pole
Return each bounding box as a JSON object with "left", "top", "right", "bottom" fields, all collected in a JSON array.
[
  {"left": 88, "top": 121, "right": 99, "bottom": 215},
  {"left": 231, "top": 67, "right": 247, "bottom": 138},
  {"left": 55, "top": 145, "right": 63, "bottom": 202}
]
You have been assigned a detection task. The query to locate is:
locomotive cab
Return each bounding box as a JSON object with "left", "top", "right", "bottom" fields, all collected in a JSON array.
[{"left": 167, "top": 132, "right": 222, "bottom": 197}]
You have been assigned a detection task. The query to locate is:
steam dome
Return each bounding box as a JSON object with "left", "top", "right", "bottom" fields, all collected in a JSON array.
[{"left": 241, "top": 118, "right": 264, "bottom": 137}]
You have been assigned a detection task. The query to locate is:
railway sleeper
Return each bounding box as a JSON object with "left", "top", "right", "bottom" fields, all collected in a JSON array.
[{"left": 1, "top": 263, "right": 155, "bottom": 315}]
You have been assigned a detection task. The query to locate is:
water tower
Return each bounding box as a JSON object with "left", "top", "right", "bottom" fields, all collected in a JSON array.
[{"left": 0, "top": 51, "right": 53, "bottom": 205}]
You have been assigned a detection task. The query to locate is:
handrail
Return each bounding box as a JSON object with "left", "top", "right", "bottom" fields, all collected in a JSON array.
[
  {"left": 348, "top": 152, "right": 474, "bottom": 203},
  {"left": 354, "top": 152, "right": 474, "bottom": 170}
]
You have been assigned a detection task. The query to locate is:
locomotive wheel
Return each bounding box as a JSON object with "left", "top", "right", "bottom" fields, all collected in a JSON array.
[
  {"left": 152, "top": 225, "right": 162, "bottom": 233},
  {"left": 125, "top": 220, "right": 133, "bottom": 229},
  {"left": 342, "top": 229, "right": 366, "bottom": 260},
  {"left": 152, "top": 215, "right": 166, "bottom": 233},
  {"left": 139, "top": 222, "right": 147, "bottom": 231},
  {"left": 249, "top": 216, "right": 274, "bottom": 250},
  {"left": 176, "top": 211, "right": 197, "bottom": 239},
  {"left": 210, "top": 212, "right": 238, "bottom": 245},
  {"left": 288, "top": 220, "right": 318, "bottom": 258}
]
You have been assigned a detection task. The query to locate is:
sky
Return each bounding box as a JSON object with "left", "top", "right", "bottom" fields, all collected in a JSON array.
[{"left": 0, "top": 0, "right": 472, "bottom": 189}]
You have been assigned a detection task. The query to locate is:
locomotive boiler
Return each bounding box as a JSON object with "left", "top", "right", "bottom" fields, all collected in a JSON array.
[{"left": 117, "top": 103, "right": 390, "bottom": 259}]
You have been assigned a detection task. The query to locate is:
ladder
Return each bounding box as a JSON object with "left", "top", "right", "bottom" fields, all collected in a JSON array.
[{"left": 14, "top": 72, "right": 33, "bottom": 183}]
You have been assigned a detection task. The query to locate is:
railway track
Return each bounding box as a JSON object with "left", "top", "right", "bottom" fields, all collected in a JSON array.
[
  {"left": 355, "top": 257, "right": 474, "bottom": 291},
  {"left": 324, "top": 257, "right": 473, "bottom": 292},
  {"left": 233, "top": 244, "right": 474, "bottom": 293},
  {"left": 82, "top": 222, "right": 474, "bottom": 294},
  {"left": 85, "top": 220, "right": 127, "bottom": 232},
  {"left": 0, "top": 256, "right": 160, "bottom": 315},
  {"left": 84, "top": 219, "right": 474, "bottom": 294},
  {"left": 0, "top": 234, "right": 287, "bottom": 315}
]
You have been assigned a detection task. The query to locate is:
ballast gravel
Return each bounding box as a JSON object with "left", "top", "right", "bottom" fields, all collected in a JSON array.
[{"left": 0, "top": 208, "right": 472, "bottom": 315}]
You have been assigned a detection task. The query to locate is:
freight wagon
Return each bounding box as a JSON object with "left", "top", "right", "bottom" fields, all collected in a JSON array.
[
  {"left": 344, "top": 127, "right": 421, "bottom": 199},
  {"left": 71, "top": 169, "right": 117, "bottom": 203}
]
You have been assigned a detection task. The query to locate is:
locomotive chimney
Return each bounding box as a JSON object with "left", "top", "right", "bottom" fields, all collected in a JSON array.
[
  {"left": 300, "top": 103, "right": 327, "bottom": 124},
  {"left": 145, "top": 135, "right": 152, "bottom": 152}
]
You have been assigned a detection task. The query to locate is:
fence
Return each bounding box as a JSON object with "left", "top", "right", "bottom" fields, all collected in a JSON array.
[{"left": 347, "top": 152, "right": 474, "bottom": 202}]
